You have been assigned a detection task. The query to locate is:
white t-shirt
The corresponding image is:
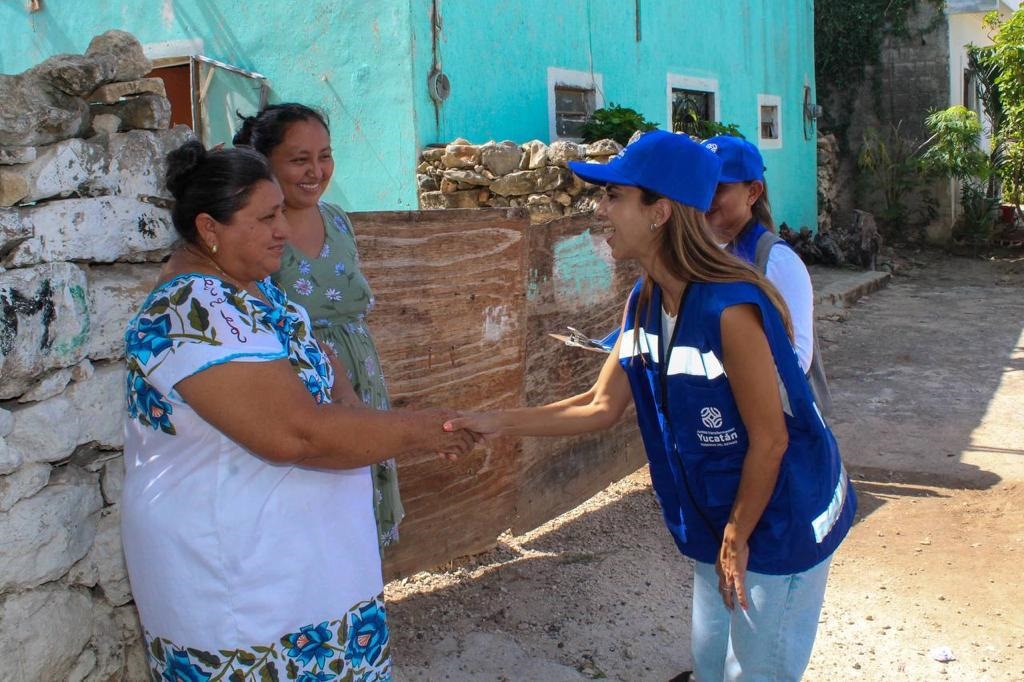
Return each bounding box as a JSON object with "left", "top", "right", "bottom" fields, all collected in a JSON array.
[{"left": 764, "top": 244, "right": 814, "bottom": 372}]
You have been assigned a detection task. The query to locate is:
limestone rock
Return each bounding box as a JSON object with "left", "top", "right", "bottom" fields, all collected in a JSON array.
[
  {"left": 0, "top": 73, "right": 91, "bottom": 147},
  {"left": 439, "top": 177, "right": 459, "bottom": 194},
  {"left": 521, "top": 140, "right": 549, "bottom": 170},
  {"left": 585, "top": 139, "right": 623, "bottom": 157},
  {"left": 86, "top": 30, "right": 152, "bottom": 83},
  {"left": 445, "top": 189, "right": 483, "bottom": 209},
  {"left": 0, "top": 439, "right": 18, "bottom": 476},
  {"left": 0, "top": 137, "right": 107, "bottom": 206},
  {"left": 0, "top": 262, "right": 90, "bottom": 400},
  {"left": 18, "top": 366, "right": 74, "bottom": 403},
  {"left": 89, "top": 77, "right": 166, "bottom": 104},
  {"left": 3, "top": 196, "right": 177, "bottom": 268},
  {"left": 526, "top": 193, "right": 562, "bottom": 220},
  {"left": 0, "top": 462, "right": 50, "bottom": 511},
  {"left": 100, "top": 456, "right": 124, "bottom": 505},
  {"left": 421, "top": 147, "right": 445, "bottom": 163},
  {"left": 85, "top": 263, "right": 160, "bottom": 360},
  {"left": 90, "top": 113, "right": 121, "bottom": 136},
  {"left": 547, "top": 140, "right": 585, "bottom": 167},
  {"left": 419, "top": 191, "right": 446, "bottom": 209},
  {"left": 0, "top": 208, "right": 32, "bottom": 253},
  {"left": 29, "top": 53, "right": 118, "bottom": 98},
  {"left": 0, "top": 170, "right": 28, "bottom": 206},
  {"left": 0, "top": 146, "right": 37, "bottom": 165},
  {"left": 441, "top": 143, "right": 481, "bottom": 169},
  {"left": 97, "top": 125, "right": 194, "bottom": 199},
  {"left": 479, "top": 141, "right": 523, "bottom": 176},
  {"left": 116, "top": 606, "right": 149, "bottom": 681},
  {"left": 65, "top": 362, "right": 126, "bottom": 449},
  {"left": 490, "top": 167, "right": 569, "bottom": 197},
  {"left": 69, "top": 507, "right": 131, "bottom": 606},
  {"left": 6, "top": 395, "right": 81, "bottom": 463},
  {"left": 416, "top": 173, "right": 438, "bottom": 192},
  {"left": 0, "top": 407, "right": 11, "bottom": 437},
  {"left": 92, "top": 93, "right": 171, "bottom": 131},
  {"left": 442, "top": 169, "right": 491, "bottom": 186},
  {"left": 0, "top": 586, "right": 96, "bottom": 681},
  {"left": 553, "top": 191, "right": 573, "bottom": 207},
  {"left": 0, "top": 466, "right": 102, "bottom": 591}
]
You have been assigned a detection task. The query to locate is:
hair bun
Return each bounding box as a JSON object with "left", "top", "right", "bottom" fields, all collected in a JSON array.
[
  {"left": 165, "top": 140, "right": 208, "bottom": 199},
  {"left": 232, "top": 112, "right": 258, "bottom": 146}
]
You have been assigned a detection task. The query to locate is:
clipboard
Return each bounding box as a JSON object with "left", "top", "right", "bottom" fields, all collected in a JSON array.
[{"left": 547, "top": 326, "right": 616, "bottom": 354}]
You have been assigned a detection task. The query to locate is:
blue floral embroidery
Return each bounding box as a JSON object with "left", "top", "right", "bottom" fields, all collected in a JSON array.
[
  {"left": 285, "top": 622, "right": 335, "bottom": 668},
  {"left": 324, "top": 288, "right": 342, "bottom": 302},
  {"left": 345, "top": 601, "right": 389, "bottom": 668},
  {"left": 162, "top": 649, "right": 212, "bottom": 682},
  {"left": 145, "top": 595, "right": 390, "bottom": 681},
  {"left": 299, "top": 260, "right": 312, "bottom": 275},
  {"left": 333, "top": 214, "right": 350, "bottom": 234},
  {"left": 126, "top": 315, "right": 174, "bottom": 364},
  {"left": 127, "top": 371, "right": 174, "bottom": 434},
  {"left": 364, "top": 356, "right": 377, "bottom": 378},
  {"left": 294, "top": 278, "right": 314, "bottom": 296},
  {"left": 318, "top": 242, "right": 331, "bottom": 259},
  {"left": 334, "top": 262, "right": 347, "bottom": 276}
]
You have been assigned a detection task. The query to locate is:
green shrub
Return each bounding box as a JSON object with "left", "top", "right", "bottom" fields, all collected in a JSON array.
[{"left": 579, "top": 104, "right": 658, "bottom": 145}]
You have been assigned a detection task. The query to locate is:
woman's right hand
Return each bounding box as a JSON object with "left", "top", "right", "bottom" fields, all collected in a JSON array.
[
  {"left": 442, "top": 411, "right": 507, "bottom": 439},
  {"left": 416, "top": 408, "right": 481, "bottom": 461}
]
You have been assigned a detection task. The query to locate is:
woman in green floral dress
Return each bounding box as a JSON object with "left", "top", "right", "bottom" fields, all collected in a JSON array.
[{"left": 234, "top": 104, "right": 403, "bottom": 548}]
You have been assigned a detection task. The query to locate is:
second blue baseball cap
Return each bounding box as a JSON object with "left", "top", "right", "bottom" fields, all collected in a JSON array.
[
  {"left": 567, "top": 130, "right": 722, "bottom": 212},
  {"left": 702, "top": 135, "right": 765, "bottom": 183}
]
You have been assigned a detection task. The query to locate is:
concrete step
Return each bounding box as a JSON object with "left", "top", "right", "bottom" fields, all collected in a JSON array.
[{"left": 810, "top": 267, "right": 891, "bottom": 308}]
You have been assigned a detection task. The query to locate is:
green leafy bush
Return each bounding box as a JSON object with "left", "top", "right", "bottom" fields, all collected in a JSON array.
[
  {"left": 579, "top": 104, "right": 658, "bottom": 145},
  {"left": 671, "top": 103, "right": 744, "bottom": 139}
]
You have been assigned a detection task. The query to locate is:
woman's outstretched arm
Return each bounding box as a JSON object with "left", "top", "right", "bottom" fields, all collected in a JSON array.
[{"left": 444, "top": 334, "right": 632, "bottom": 438}]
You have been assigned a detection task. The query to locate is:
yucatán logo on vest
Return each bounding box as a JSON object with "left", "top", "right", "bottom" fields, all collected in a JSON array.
[{"left": 697, "top": 406, "right": 739, "bottom": 446}]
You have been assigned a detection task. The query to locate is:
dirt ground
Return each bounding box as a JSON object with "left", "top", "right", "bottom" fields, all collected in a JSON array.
[{"left": 385, "top": 250, "right": 1024, "bottom": 681}]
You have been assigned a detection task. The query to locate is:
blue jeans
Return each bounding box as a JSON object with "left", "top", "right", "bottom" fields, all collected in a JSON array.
[{"left": 691, "top": 557, "right": 832, "bottom": 681}]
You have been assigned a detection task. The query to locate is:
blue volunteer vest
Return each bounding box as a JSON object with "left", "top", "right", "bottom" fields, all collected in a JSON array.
[{"left": 619, "top": 278, "right": 856, "bottom": 575}]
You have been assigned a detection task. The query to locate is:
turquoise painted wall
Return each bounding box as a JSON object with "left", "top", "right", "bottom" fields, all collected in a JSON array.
[
  {"left": 3, "top": 1, "right": 818, "bottom": 227},
  {"left": 0, "top": 0, "right": 423, "bottom": 212},
  {"left": 413, "top": 0, "right": 819, "bottom": 231}
]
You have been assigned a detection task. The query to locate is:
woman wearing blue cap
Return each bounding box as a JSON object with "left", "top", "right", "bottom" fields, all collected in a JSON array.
[
  {"left": 446, "top": 130, "right": 855, "bottom": 681},
  {"left": 703, "top": 135, "right": 831, "bottom": 415}
]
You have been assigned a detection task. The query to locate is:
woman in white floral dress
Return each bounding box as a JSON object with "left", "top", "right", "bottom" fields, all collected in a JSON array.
[
  {"left": 234, "top": 104, "right": 404, "bottom": 549},
  {"left": 122, "top": 142, "right": 476, "bottom": 681}
]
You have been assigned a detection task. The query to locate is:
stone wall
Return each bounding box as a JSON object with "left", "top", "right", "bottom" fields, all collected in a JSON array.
[
  {"left": 0, "top": 31, "right": 191, "bottom": 681},
  {"left": 821, "top": 2, "right": 953, "bottom": 240},
  {"left": 417, "top": 138, "right": 623, "bottom": 221}
]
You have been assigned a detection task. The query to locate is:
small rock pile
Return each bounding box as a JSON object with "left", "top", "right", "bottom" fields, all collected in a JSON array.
[
  {"left": 417, "top": 138, "right": 623, "bottom": 222},
  {"left": 0, "top": 30, "right": 191, "bottom": 681}
]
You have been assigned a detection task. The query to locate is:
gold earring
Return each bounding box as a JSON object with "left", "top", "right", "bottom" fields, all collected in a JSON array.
[
  {"left": 649, "top": 223, "right": 657, "bottom": 233},
  {"left": 211, "top": 244, "right": 218, "bottom": 254}
]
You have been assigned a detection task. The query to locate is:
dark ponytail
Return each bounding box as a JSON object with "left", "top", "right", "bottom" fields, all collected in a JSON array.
[
  {"left": 232, "top": 103, "right": 330, "bottom": 157},
  {"left": 165, "top": 140, "right": 274, "bottom": 244}
]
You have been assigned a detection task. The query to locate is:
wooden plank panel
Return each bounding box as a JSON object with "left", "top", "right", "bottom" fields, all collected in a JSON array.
[
  {"left": 350, "top": 208, "right": 529, "bottom": 579},
  {"left": 516, "top": 212, "right": 646, "bottom": 532}
]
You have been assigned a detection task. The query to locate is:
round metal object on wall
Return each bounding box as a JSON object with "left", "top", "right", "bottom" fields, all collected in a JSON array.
[{"left": 428, "top": 68, "right": 451, "bottom": 103}]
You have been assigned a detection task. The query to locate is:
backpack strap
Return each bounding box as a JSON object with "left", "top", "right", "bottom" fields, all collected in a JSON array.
[{"left": 753, "top": 229, "right": 784, "bottom": 274}]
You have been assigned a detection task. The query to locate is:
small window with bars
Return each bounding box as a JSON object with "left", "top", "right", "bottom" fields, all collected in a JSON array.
[{"left": 554, "top": 86, "right": 596, "bottom": 139}]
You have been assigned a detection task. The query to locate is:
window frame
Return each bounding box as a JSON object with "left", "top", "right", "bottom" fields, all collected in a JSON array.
[
  {"left": 547, "top": 67, "right": 604, "bottom": 142},
  {"left": 757, "top": 93, "right": 783, "bottom": 149},
  {"left": 665, "top": 74, "right": 719, "bottom": 134}
]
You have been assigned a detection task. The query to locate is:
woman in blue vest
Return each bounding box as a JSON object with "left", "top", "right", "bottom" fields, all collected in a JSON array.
[
  {"left": 446, "top": 130, "right": 855, "bottom": 681},
  {"left": 702, "top": 134, "right": 831, "bottom": 415}
]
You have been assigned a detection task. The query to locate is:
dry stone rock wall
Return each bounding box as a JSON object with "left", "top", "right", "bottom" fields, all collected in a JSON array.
[
  {"left": 417, "top": 138, "right": 622, "bottom": 221},
  {"left": 0, "top": 31, "right": 190, "bottom": 681}
]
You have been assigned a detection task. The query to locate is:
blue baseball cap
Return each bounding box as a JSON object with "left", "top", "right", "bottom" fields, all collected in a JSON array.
[
  {"left": 702, "top": 135, "right": 765, "bottom": 183},
  {"left": 567, "top": 130, "right": 722, "bottom": 212}
]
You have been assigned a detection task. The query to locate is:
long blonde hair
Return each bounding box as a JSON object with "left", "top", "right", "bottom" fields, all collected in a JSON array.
[{"left": 634, "top": 188, "right": 793, "bottom": 345}]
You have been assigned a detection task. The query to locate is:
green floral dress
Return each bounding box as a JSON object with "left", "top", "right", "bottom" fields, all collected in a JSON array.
[{"left": 273, "top": 202, "right": 404, "bottom": 548}]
